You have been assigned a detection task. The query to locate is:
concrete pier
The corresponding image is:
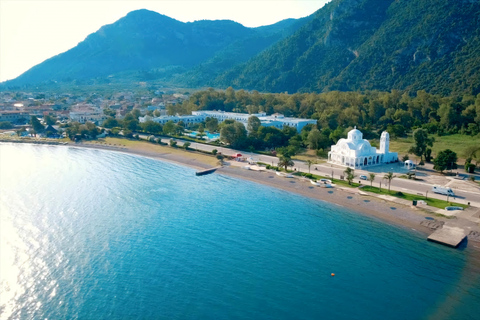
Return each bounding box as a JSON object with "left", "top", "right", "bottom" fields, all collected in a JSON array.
[
  {"left": 195, "top": 167, "right": 221, "bottom": 176},
  {"left": 427, "top": 226, "right": 467, "bottom": 248}
]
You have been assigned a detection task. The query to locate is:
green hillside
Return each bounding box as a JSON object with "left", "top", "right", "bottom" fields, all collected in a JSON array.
[{"left": 214, "top": 0, "right": 480, "bottom": 96}]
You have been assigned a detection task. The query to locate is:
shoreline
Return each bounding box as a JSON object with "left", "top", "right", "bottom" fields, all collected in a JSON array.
[{"left": 3, "top": 138, "right": 480, "bottom": 254}]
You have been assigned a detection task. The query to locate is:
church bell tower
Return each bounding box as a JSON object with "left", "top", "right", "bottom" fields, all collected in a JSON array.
[{"left": 380, "top": 131, "right": 389, "bottom": 154}]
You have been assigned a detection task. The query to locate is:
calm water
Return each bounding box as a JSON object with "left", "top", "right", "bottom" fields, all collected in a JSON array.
[{"left": 1, "top": 143, "right": 479, "bottom": 320}]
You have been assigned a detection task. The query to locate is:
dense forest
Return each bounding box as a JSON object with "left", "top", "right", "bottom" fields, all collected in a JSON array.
[{"left": 168, "top": 88, "right": 480, "bottom": 139}]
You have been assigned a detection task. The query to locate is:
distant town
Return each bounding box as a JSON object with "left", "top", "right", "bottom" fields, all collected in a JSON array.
[{"left": 0, "top": 89, "right": 188, "bottom": 135}]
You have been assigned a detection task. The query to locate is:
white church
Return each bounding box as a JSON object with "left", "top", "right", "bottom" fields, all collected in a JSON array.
[{"left": 328, "top": 127, "right": 398, "bottom": 168}]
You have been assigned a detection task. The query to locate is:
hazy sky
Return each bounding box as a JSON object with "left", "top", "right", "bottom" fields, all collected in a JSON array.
[{"left": 0, "top": 0, "right": 330, "bottom": 82}]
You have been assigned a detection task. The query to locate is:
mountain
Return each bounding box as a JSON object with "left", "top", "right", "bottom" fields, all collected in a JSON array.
[
  {"left": 2, "top": 9, "right": 311, "bottom": 88},
  {"left": 4, "top": 0, "right": 480, "bottom": 96},
  {"left": 175, "top": 15, "right": 314, "bottom": 87},
  {"left": 214, "top": 0, "right": 480, "bottom": 96}
]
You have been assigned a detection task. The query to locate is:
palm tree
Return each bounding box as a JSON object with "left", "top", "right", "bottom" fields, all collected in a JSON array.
[
  {"left": 384, "top": 171, "right": 395, "bottom": 192},
  {"left": 306, "top": 160, "right": 316, "bottom": 173},
  {"left": 344, "top": 167, "right": 355, "bottom": 185},
  {"left": 278, "top": 156, "right": 294, "bottom": 172},
  {"left": 368, "top": 173, "right": 376, "bottom": 187},
  {"left": 344, "top": 167, "right": 353, "bottom": 176}
]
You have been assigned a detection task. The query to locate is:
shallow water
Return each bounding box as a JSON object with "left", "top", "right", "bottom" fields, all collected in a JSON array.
[{"left": 1, "top": 143, "right": 479, "bottom": 319}]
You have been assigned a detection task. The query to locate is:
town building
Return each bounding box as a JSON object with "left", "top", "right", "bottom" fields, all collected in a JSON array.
[
  {"left": 140, "top": 111, "right": 316, "bottom": 133},
  {"left": 0, "top": 111, "right": 30, "bottom": 123},
  {"left": 69, "top": 106, "right": 107, "bottom": 124},
  {"left": 328, "top": 127, "right": 398, "bottom": 168}
]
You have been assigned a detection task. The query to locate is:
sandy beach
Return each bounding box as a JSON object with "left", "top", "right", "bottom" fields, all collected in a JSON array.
[{"left": 74, "top": 138, "right": 435, "bottom": 236}]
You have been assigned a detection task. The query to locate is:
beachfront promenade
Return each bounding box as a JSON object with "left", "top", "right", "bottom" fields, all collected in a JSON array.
[{"left": 151, "top": 135, "right": 480, "bottom": 208}]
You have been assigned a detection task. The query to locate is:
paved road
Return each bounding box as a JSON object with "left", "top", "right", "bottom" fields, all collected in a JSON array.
[{"left": 144, "top": 135, "right": 480, "bottom": 206}]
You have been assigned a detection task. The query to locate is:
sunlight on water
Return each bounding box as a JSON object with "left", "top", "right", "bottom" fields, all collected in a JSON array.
[{"left": 0, "top": 143, "right": 479, "bottom": 320}]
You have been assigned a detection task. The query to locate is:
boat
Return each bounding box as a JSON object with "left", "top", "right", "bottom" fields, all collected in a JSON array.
[
  {"left": 285, "top": 174, "right": 294, "bottom": 178},
  {"left": 276, "top": 171, "right": 286, "bottom": 177},
  {"left": 310, "top": 180, "right": 320, "bottom": 186}
]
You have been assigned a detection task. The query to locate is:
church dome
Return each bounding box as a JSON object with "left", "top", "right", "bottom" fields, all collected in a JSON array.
[
  {"left": 357, "top": 140, "right": 373, "bottom": 155},
  {"left": 347, "top": 126, "right": 363, "bottom": 141}
]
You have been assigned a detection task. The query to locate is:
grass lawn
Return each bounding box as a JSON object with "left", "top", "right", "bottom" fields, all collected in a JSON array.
[
  {"left": 361, "top": 185, "right": 468, "bottom": 209},
  {"left": 385, "top": 134, "right": 480, "bottom": 162},
  {"left": 292, "top": 171, "right": 360, "bottom": 188}
]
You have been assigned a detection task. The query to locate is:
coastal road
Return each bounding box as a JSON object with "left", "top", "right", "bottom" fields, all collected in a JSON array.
[{"left": 144, "top": 135, "right": 480, "bottom": 206}]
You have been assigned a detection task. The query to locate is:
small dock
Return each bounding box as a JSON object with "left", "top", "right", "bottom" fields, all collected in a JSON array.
[
  {"left": 427, "top": 226, "right": 467, "bottom": 248},
  {"left": 195, "top": 167, "right": 221, "bottom": 176}
]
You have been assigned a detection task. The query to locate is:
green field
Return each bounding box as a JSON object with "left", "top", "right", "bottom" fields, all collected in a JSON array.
[{"left": 379, "top": 134, "right": 480, "bottom": 163}]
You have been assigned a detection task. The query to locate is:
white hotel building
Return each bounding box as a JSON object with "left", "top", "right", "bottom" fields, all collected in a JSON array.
[{"left": 139, "top": 111, "right": 316, "bottom": 133}]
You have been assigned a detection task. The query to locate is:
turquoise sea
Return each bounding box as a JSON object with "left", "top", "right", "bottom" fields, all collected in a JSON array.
[{"left": 1, "top": 143, "right": 479, "bottom": 320}]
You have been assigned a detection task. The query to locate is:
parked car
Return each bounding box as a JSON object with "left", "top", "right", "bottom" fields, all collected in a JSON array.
[
  {"left": 359, "top": 175, "right": 367, "bottom": 180},
  {"left": 432, "top": 186, "right": 455, "bottom": 196}
]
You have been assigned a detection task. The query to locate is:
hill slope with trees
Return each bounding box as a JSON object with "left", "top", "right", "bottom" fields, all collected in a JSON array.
[
  {"left": 1, "top": 9, "right": 311, "bottom": 89},
  {"left": 214, "top": 0, "right": 480, "bottom": 96},
  {"left": 3, "top": 0, "right": 480, "bottom": 96}
]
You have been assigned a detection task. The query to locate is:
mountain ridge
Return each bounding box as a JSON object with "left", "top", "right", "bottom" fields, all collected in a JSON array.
[
  {"left": 2, "top": 9, "right": 312, "bottom": 88},
  {"left": 3, "top": 0, "right": 480, "bottom": 96}
]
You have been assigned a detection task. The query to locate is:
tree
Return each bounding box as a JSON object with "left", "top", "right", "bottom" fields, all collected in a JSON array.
[
  {"left": 425, "top": 148, "right": 432, "bottom": 162},
  {"left": 30, "top": 116, "right": 44, "bottom": 133},
  {"left": 247, "top": 116, "right": 261, "bottom": 135},
  {"left": 205, "top": 117, "right": 219, "bottom": 132},
  {"left": 163, "top": 120, "right": 176, "bottom": 135},
  {"left": 216, "top": 154, "right": 225, "bottom": 165},
  {"left": 344, "top": 167, "right": 355, "bottom": 185},
  {"left": 103, "top": 117, "right": 119, "bottom": 128},
  {"left": 169, "top": 139, "right": 177, "bottom": 147},
  {"left": 141, "top": 120, "right": 163, "bottom": 134},
  {"left": 329, "top": 127, "right": 345, "bottom": 143},
  {"left": 277, "top": 145, "right": 297, "bottom": 158},
  {"left": 103, "top": 108, "right": 116, "bottom": 117},
  {"left": 409, "top": 128, "right": 434, "bottom": 161},
  {"left": 0, "top": 121, "right": 13, "bottom": 129},
  {"left": 220, "top": 121, "right": 247, "bottom": 148},
  {"left": 183, "top": 142, "right": 191, "bottom": 150},
  {"left": 278, "top": 155, "right": 294, "bottom": 171},
  {"left": 463, "top": 146, "right": 480, "bottom": 165},
  {"left": 433, "top": 149, "right": 457, "bottom": 173},
  {"left": 401, "top": 154, "right": 409, "bottom": 162},
  {"left": 306, "top": 160, "right": 315, "bottom": 173},
  {"left": 368, "top": 173, "right": 376, "bottom": 187},
  {"left": 384, "top": 172, "right": 395, "bottom": 192},
  {"left": 44, "top": 115, "right": 57, "bottom": 125},
  {"left": 307, "top": 129, "right": 323, "bottom": 150}
]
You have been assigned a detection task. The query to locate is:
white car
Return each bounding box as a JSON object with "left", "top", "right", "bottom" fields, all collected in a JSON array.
[{"left": 359, "top": 175, "right": 367, "bottom": 180}]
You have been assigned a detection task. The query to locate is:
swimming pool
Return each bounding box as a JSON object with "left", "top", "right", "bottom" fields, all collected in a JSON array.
[{"left": 186, "top": 131, "right": 220, "bottom": 140}]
